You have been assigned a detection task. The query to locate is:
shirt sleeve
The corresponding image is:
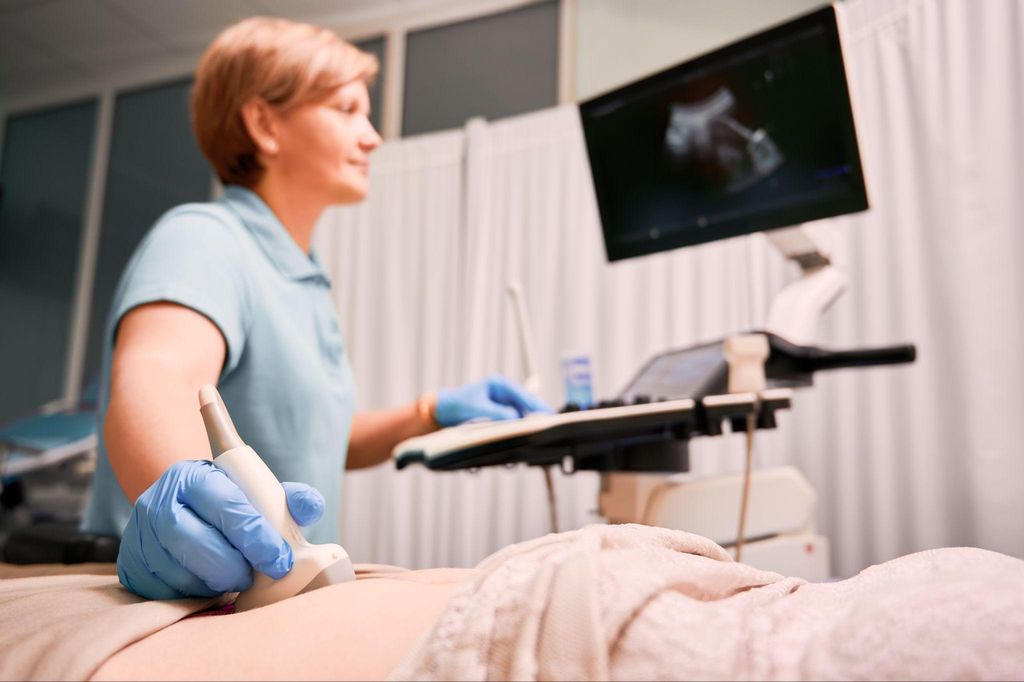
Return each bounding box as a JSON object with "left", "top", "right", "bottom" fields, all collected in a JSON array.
[{"left": 110, "top": 205, "right": 251, "bottom": 376}]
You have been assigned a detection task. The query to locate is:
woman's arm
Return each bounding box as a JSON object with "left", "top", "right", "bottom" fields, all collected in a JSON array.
[
  {"left": 345, "top": 376, "right": 553, "bottom": 470},
  {"left": 345, "top": 399, "right": 438, "bottom": 470},
  {"left": 104, "top": 302, "right": 227, "bottom": 501},
  {"left": 106, "top": 302, "right": 320, "bottom": 600}
]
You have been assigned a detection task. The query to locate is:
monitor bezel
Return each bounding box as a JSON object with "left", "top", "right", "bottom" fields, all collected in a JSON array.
[{"left": 579, "top": 4, "right": 868, "bottom": 263}]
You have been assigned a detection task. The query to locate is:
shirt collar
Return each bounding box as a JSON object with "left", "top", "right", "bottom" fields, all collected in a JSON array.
[{"left": 220, "top": 185, "right": 331, "bottom": 286}]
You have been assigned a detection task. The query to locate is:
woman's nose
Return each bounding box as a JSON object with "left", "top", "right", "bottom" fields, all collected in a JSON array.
[{"left": 361, "top": 125, "right": 383, "bottom": 152}]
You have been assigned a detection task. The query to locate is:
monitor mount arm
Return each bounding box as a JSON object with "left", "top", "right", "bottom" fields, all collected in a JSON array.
[{"left": 763, "top": 224, "right": 846, "bottom": 346}]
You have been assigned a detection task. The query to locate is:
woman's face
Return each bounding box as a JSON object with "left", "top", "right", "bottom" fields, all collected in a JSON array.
[{"left": 272, "top": 80, "right": 382, "bottom": 204}]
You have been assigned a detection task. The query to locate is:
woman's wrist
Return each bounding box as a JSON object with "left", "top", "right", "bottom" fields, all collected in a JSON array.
[{"left": 415, "top": 393, "right": 440, "bottom": 432}]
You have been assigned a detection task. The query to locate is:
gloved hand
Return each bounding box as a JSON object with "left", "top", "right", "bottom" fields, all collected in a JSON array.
[
  {"left": 117, "top": 459, "right": 324, "bottom": 600},
  {"left": 435, "top": 374, "right": 553, "bottom": 426}
]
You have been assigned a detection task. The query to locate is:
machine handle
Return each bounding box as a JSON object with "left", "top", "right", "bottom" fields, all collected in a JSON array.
[{"left": 802, "top": 344, "right": 917, "bottom": 371}]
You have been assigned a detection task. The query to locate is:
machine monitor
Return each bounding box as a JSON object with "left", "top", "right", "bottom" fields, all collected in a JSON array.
[{"left": 579, "top": 5, "right": 868, "bottom": 262}]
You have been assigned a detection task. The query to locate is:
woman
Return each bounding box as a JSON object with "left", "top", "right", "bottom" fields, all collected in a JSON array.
[{"left": 79, "top": 16, "right": 549, "bottom": 600}]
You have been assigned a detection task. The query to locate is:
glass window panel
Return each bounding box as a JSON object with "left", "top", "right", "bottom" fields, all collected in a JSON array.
[
  {"left": 403, "top": 1, "right": 559, "bottom": 136},
  {"left": 353, "top": 35, "right": 386, "bottom": 135},
  {"left": 81, "top": 80, "right": 211, "bottom": 383},
  {"left": 0, "top": 101, "right": 97, "bottom": 422}
]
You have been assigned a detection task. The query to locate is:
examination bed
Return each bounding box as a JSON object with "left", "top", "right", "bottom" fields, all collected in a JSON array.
[{"left": 2, "top": 524, "right": 1023, "bottom": 681}]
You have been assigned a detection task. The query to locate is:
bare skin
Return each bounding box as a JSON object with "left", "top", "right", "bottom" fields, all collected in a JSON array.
[
  {"left": 91, "top": 567, "right": 476, "bottom": 681},
  {"left": 105, "top": 304, "right": 226, "bottom": 501},
  {"left": 105, "top": 80, "right": 437, "bottom": 502}
]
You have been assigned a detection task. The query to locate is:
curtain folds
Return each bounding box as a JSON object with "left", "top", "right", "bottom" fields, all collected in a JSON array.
[{"left": 316, "top": 0, "right": 1023, "bottom": 576}]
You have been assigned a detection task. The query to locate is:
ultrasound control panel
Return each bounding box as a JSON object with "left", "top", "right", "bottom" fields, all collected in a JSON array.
[
  {"left": 395, "top": 389, "right": 792, "bottom": 473},
  {"left": 393, "top": 332, "right": 915, "bottom": 473}
]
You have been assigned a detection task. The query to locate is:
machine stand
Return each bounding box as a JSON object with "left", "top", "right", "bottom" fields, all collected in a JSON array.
[
  {"left": 572, "top": 436, "right": 690, "bottom": 474},
  {"left": 764, "top": 224, "right": 847, "bottom": 346},
  {"left": 598, "top": 466, "right": 831, "bottom": 580}
]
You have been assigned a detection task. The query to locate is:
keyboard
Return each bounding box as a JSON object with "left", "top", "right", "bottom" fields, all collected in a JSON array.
[{"left": 393, "top": 388, "right": 792, "bottom": 472}]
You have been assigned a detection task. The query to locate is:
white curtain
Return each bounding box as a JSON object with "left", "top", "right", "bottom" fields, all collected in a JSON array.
[
  {"left": 812, "top": 0, "right": 1024, "bottom": 574},
  {"left": 315, "top": 130, "right": 473, "bottom": 567},
  {"left": 316, "top": 0, "right": 1024, "bottom": 576}
]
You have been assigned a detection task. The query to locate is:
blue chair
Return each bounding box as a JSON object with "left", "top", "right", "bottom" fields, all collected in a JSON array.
[
  {"left": 0, "top": 378, "right": 99, "bottom": 480},
  {"left": 0, "top": 411, "right": 99, "bottom": 479},
  {"left": 0, "top": 378, "right": 118, "bottom": 564}
]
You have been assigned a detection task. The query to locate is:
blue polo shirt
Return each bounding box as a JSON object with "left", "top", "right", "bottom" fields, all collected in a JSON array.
[{"left": 81, "top": 185, "right": 356, "bottom": 544}]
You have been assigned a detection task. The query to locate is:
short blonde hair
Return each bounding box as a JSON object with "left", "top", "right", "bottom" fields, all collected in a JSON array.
[{"left": 192, "top": 17, "right": 378, "bottom": 187}]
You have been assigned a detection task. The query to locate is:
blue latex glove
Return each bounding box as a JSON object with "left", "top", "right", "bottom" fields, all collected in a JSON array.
[
  {"left": 117, "top": 460, "right": 324, "bottom": 600},
  {"left": 435, "top": 374, "right": 553, "bottom": 426}
]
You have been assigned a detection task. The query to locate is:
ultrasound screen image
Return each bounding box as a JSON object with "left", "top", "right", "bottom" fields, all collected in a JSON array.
[{"left": 580, "top": 6, "right": 868, "bottom": 261}]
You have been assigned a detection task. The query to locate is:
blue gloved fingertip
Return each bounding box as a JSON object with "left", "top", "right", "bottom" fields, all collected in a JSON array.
[{"left": 263, "top": 548, "right": 294, "bottom": 580}]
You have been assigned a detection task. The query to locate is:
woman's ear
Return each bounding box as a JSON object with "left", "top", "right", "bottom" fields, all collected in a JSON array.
[{"left": 240, "top": 98, "right": 280, "bottom": 157}]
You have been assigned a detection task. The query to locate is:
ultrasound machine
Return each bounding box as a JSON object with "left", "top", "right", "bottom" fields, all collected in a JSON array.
[{"left": 394, "top": 4, "right": 915, "bottom": 580}]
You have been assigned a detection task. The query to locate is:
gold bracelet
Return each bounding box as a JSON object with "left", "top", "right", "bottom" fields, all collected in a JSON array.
[{"left": 416, "top": 393, "right": 439, "bottom": 430}]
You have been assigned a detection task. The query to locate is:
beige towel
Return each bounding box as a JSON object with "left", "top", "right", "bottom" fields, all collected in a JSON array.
[
  {"left": 0, "top": 573, "right": 220, "bottom": 681},
  {"left": 390, "top": 523, "right": 1024, "bottom": 681}
]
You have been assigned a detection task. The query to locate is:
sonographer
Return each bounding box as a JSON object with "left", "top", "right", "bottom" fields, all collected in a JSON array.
[{"left": 80, "top": 17, "right": 550, "bottom": 600}]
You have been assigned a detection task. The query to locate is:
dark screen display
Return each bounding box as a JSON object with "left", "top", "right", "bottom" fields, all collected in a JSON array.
[
  {"left": 580, "top": 5, "right": 868, "bottom": 262},
  {"left": 620, "top": 342, "right": 725, "bottom": 400}
]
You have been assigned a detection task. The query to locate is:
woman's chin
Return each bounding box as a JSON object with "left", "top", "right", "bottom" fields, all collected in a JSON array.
[{"left": 331, "top": 182, "right": 369, "bottom": 205}]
